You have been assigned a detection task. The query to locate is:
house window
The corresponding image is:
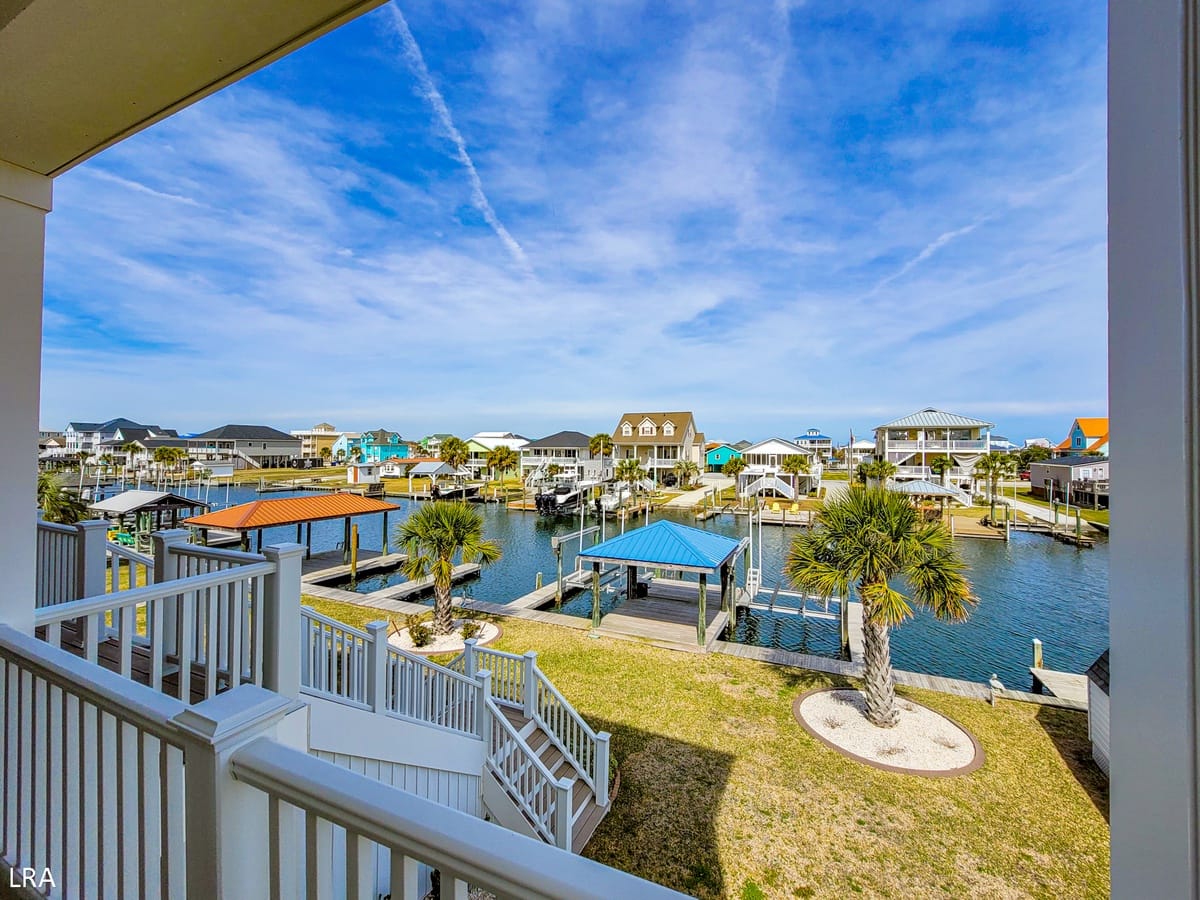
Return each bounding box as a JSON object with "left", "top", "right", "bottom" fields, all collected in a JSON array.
[
  {"left": 621, "top": 423, "right": 632, "bottom": 436},
  {"left": 640, "top": 423, "right": 655, "bottom": 436},
  {"left": 663, "top": 423, "right": 675, "bottom": 436}
]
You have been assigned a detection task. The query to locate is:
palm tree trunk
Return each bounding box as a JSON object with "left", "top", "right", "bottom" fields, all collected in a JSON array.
[
  {"left": 861, "top": 618, "right": 900, "bottom": 727},
  {"left": 432, "top": 574, "right": 455, "bottom": 634}
]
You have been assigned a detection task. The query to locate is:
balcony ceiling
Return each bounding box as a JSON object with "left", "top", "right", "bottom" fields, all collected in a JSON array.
[{"left": 0, "top": 0, "right": 386, "bottom": 176}]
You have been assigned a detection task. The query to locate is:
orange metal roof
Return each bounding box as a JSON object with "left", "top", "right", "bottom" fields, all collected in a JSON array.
[
  {"left": 1075, "top": 417, "right": 1109, "bottom": 436},
  {"left": 183, "top": 492, "right": 398, "bottom": 531}
]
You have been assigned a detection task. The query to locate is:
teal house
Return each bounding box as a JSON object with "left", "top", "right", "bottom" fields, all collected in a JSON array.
[
  {"left": 353, "top": 429, "right": 411, "bottom": 463},
  {"left": 705, "top": 444, "right": 742, "bottom": 472}
]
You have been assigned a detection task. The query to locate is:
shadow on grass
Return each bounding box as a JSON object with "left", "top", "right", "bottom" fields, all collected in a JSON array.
[
  {"left": 1036, "top": 705, "right": 1109, "bottom": 823},
  {"left": 582, "top": 716, "right": 735, "bottom": 899}
]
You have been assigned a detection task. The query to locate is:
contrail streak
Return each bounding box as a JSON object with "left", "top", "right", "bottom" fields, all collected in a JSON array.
[{"left": 388, "top": 4, "right": 533, "bottom": 276}]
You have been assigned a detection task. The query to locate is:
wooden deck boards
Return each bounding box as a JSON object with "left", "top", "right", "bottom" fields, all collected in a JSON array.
[
  {"left": 596, "top": 594, "right": 730, "bottom": 650},
  {"left": 1030, "top": 667, "right": 1090, "bottom": 705}
]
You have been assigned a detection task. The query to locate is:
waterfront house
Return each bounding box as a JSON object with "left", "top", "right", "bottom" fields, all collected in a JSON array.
[
  {"left": 1055, "top": 417, "right": 1109, "bottom": 457},
  {"left": 873, "top": 408, "right": 995, "bottom": 490},
  {"left": 353, "top": 428, "right": 412, "bottom": 463},
  {"left": 793, "top": 428, "right": 835, "bottom": 464},
  {"left": 846, "top": 437, "right": 877, "bottom": 469},
  {"left": 289, "top": 421, "right": 340, "bottom": 460},
  {"left": 1087, "top": 651, "right": 1111, "bottom": 777},
  {"left": 422, "top": 433, "right": 454, "bottom": 456},
  {"left": 186, "top": 424, "right": 301, "bottom": 469},
  {"left": 63, "top": 417, "right": 176, "bottom": 457},
  {"left": 331, "top": 431, "right": 361, "bottom": 462},
  {"left": 612, "top": 412, "right": 704, "bottom": 483},
  {"left": 520, "top": 430, "right": 606, "bottom": 482},
  {"left": 737, "top": 438, "right": 820, "bottom": 499},
  {"left": 1029, "top": 456, "right": 1110, "bottom": 507},
  {"left": 465, "top": 431, "right": 529, "bottom": 477},
  {"left": 705, "top": 443, "right": 741, "bottom": 472}
]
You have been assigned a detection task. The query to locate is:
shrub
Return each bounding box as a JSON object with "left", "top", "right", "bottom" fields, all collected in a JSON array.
[
  {"left": 405, "top": 613, "right": 432, "bottom": 647},
  {"left": 460, "top": 619, "right": 483, "bottom": 641}
]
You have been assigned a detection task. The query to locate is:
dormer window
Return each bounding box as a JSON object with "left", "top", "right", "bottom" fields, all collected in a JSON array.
[
  {"left": 663, "top": 422, "right": 675, "bottom": 436},
  {"left": 621, "top": 423, "right": 633, "bottom": 436},
  {"left": 639, "top": 423, "right": 655, "bottom": 436}
]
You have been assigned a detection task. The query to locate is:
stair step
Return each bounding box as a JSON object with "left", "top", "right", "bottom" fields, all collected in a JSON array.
[{"left": 518, "top": 719, "right": 538, "bottom": 740}]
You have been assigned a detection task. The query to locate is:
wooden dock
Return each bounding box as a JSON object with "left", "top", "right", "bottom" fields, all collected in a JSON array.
[
  {"left": 1030, "top": 667, "right": 1089, "bottom": 706},
  {"left": 596, "top": 595, "right": 730, "bottom": 652}
]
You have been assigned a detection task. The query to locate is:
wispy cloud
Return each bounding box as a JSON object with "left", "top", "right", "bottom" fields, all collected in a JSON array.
[{"left": 385, "top": 4, "right": 533, "bottom": 276}]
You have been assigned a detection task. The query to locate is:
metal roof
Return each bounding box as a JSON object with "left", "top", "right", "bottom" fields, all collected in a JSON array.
[
  {"left": 1032, "top": 455, "right": 1108, "bottom": 468},
  {"left": 875, "top": 408, "right": 995, "bottom": 430},
  {"left": 888, "top": 479, "right": 965, "bottom": 498},
  {"left": 408, "top": 462, "right": 470, "bottom": 476},
  {"left": 579, "top": 520, "right": 744, "bottom": 572},
  {"left": 89, "top": 490, "right": 208, "bottom": 515},
  {"left": 183, "top": 492, "right": 397, "bottom": 531}
]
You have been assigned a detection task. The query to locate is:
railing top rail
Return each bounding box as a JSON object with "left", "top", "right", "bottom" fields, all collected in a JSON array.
[
  {"left": 106, "top": 542, "right": 154, "bottom": 566},
  {"left": 34, "top": 561, "right": 276, "bottom": 624},
  {"left": 388, "top": 644, "right": 478, "bottom": 689},
  {"left": 534, "top": 667, "right": 599, "bottom": 742},
  {"left": 301, "top": 605, "right": 374, "bottom": 641},
  {"left": 0, "top": 624, "right": 186, "bottom": 737},
  {"left": 36, "top": 520, "right": 77, "bottom": 535},
  {"left": 231, "top": 737, "right": 683, "bottom": 900},
  {"left": 471, "top": 644, "right": 524, "bottom": 664},
  {"left": 171, "top": 544, "right": 267, "bottom": 565}
]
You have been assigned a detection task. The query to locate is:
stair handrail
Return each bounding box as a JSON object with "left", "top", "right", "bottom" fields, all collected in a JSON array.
[
  {"left": 463, "top": 641, "right": 610, "bottom": 806},
  {"left": 483, "top": 694, "right": 573, "bottom": 851}
]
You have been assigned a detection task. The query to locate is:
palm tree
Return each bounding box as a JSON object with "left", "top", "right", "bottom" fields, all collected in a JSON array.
[
  {"left": 673, "top": 458, "right": 699, "bottom": 488},
  {"left": 546, "top": 463, "right": 563, "bottom": 478},
  {"left": 857, "top": 459, "right": 897, "bottom": 488},
  {"left": 929, "top": 455, "right": 953, "bottom": 486},
  {"left": 486, "top": 445, "right": 519, "bottom": 485},
  {"left": 722, "top": 455, "right": 746, "bottom": 490},
  {"left": 973, "top": 452, "right": 1017, "bottom": 521},
  {"left": 780, "top": 454, "right": 812, "bottom": 497},
  {"left": 75, "top": 450, "right": 89, "bottom": 491},
  {"left": 119, "top": 441, "right": 141, "bottom": 474},
  {"left": 785, "top": 488, "right": 975, "bottom": 727},
  {"left": 319, "top": 446, "right": 332, "bottom": 465},
  {"left": 394, "top": 502, "right": 502, "bottom": 634},
  {"left": 38, "top": 471, "right": 87, "bottom": 524},
  {"left": 439, "top": 436, "right": 470, "bottom": 471},
  {"left": 588, "top": 433, "right": 613, "bottom": 459},
  {"left": 616, "top": 458, "right": 646, "bottom": 499}
]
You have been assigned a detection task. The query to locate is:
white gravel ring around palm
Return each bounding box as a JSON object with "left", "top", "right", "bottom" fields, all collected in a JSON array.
[
  {"left": 795, "top": 688, "right": 984, "bottom": 776},
  {"left": 388, "top": 619, "right": 501, "bottom": 655}
]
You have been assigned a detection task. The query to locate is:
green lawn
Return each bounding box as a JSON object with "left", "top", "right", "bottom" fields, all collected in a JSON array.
[
  {"left": 1016, "top": 491, "right": 1110, "bottom": 525},
  {"left": 305, "top": 595, "right": 1109, "bottom": 899}
]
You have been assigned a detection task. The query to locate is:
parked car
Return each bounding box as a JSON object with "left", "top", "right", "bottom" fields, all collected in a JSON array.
[
  {"left": 1019, "top": 470, "right": 1031, "bottom": 481},
  {"left": 661, "top": 473, "right": 678, "bottom": 487}
]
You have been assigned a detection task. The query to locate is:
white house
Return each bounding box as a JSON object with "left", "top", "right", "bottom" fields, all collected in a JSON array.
[
  {"left": 873, "top": 408, "right": 995, "bottom": 490},
  {"left": 737, "top": 438, "right": 821, "bottom": 500},
  {"left": 520, "top": 430, "right": 608, "bottom": 482},
  {"left": 1086, "top": 650, "right": 1110, "bottom": 777}
]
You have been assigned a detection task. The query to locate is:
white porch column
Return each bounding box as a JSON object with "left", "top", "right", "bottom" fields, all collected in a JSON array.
[
  {"left": 0, "top": 160, "right": 52, "bottom": 634},
  {"left": 1110, "top": 2, "right": 1200, "bottom": 896}
]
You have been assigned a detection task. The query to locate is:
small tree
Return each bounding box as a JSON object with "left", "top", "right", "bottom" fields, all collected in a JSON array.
[
  {"left": 394, "top": 502, "right": 502, "bottom": 635},
  {"left": 588, "top": 433, "right": 613, "bottom": 459},
  {"left": 38, "top": 472, "right": 87, "bottom": 524},
  {"left": 929, "top": 455, "right": 953, "bottom": 486},
  {"left": 616, "top": 458, "right": 646, "bottom": 499},
  {"left": 673, "top": 458, "right": 699, "bottom": 488},
  {"left": 722, "top": 455, "right": 746, "bottom": 492},
  {"left": 781, "top": 454, "right": 812, "bottom": 496},
  {"left": 973, "top": 452, "right": 1017, "bottom": 521},
  {"left": 486, "top": 445, "right": 519, "bottom": 485}
]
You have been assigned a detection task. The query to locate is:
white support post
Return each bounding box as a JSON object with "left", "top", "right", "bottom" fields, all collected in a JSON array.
[
  {"left": 171, "top": 684, "right": 299, "bottom": 897},
  {"left": 261, "top": 543, "right": 305, "bottom": 699},
  {"left": 0, "top": 161, "right": 51, "bottom": 636},
  {"left": 594, "top": 731, "right": 612, "bottom": 808},
  {"left": 463, "top": 637, "right": 478, "bottom": 679},
  {"left": 365, "top": 620, "right": 388, "bottom": 714},
  {"left": 74, "top": 519, "right": 110, "bottom": 600},
  {"left": 522, "top": 651, "right": 538, "bottom": 719},
  {"left": 475, "top": 670, "right": 492, "bottom": 747},
  {"left": 152, "top": 529, "right": 190, "bottom": 656}
]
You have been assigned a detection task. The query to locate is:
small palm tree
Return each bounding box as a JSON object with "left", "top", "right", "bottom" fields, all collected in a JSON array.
[
  {"left": 780, "top": 454, "right": 812, "bottom": 496},
  {"left": 973, "top": 452, "right": 1017, "bottom": 521},
  {"left": 38, "top": 472, "right": 88, "bottom": 524},
  {"left": 486, "top": 445, "right": 519, "bottom": 485},
  {"left": 588, "top": 433, "right": 613, "bottom": 459},
  {"left": 929, "top": 455, "right": 953, "bottom": 486},
  {"left": 394, "top": 502, "right": 502, "bottom": 634},
  {"left": 439, "top": 436, "right": 470, "bottom": 472},
  {"left": 616, "top": 458, "right": 646, "bottom": 499},
  {"left": 119, "top": 441, "right": 141, "bottom": 474},
  {"left": 319, "top": 446, "right": 332, "bottom": 465},
  {"left": 546, "top": 463, "right": 563, "bottom": 478},
  {"left": 785, "top": 488, "right": 975, "bottom": 727},
  {"left": 722, "top": 455, "right": 746, "bottom": 489},
  {"left": 673, "top": 458, "right": 699, "bottom": 488}
]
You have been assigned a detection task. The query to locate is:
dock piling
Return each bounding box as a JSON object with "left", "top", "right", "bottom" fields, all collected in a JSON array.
[{"left": 1032, "top": 637, "right": 1044, "bottom": 670}]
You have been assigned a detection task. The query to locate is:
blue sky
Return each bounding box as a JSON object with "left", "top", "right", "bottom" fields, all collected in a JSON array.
[{"left": 40, "top": 1, "right": 1107, "bottom": 445}]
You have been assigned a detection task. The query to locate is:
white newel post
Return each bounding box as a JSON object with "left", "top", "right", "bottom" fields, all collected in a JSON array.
[
  {"left": 463, "top": 637, "right": 478, "bottom": 678},
  {"left": 73, "top": 519, "right": 109, "bottom": 599},
  {"left": 171, "top": 684, "right": 301, "bottom": 897},
  {"left": 523, "top": 651, "right": 538, "bottom": 719},
  {"left": 554, "top": 778, "right": 573, "bottom": 852},
  {"left": 262, "top": 543, "right": 304, "bottom": 699},
  {"left": 476, "top": 670, "right": 493, "bottom": 746},
  {"left": 366, "top": 620, "right": 388, "bottom": 714},
  {"left": 594, "top": 731, "right": 612, "bottom": 808},
  {"left": 152, "top": 529, "right": 190, "bottom": 656}
]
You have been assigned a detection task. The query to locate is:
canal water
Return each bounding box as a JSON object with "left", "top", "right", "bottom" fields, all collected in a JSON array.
[{"left": 204, "top": 485, "right": 1108, "bottom": 689}]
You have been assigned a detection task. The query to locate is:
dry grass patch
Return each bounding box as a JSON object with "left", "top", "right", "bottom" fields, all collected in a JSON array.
[{"left": 308, "top": 596, "right": 1109, "bottom": 899}]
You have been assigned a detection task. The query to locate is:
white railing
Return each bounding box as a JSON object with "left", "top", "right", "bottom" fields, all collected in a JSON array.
[
  {"left": 886, "top": 439, "right": 988, "bottom": 452},
  {"left": 299, "top": 607, "right": 481, "bottom": 738},
  {"left": 743, "top": 475, "right": 796, "bottom": 499},
  {"left": 106, "top": 541, "right": 154, "bottom": 594},
  {"left": 167, "top": 542, "right": 267, "bottom": 578},
  {"left": 483, "top": 696, "right": 573, "bottom": 850},
  {"left": 457, "top": 642, "right": 610, "bottom": 805},
  {"left": 35, "top": 521, "right": 78, "bottom": 608},
  {"left": 0, "top": 624, "right": 191, "bottom": 897},
  {"left": 231, "top": 734, "right": 680, "bottom": 900},
  {"left": 34, "top": 559, "right": 274, "bottom": 703}
]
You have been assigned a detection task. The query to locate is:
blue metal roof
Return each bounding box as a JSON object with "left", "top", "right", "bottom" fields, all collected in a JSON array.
[{"left": 579, "top": 520, "right": 743, "bottom": 571}]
